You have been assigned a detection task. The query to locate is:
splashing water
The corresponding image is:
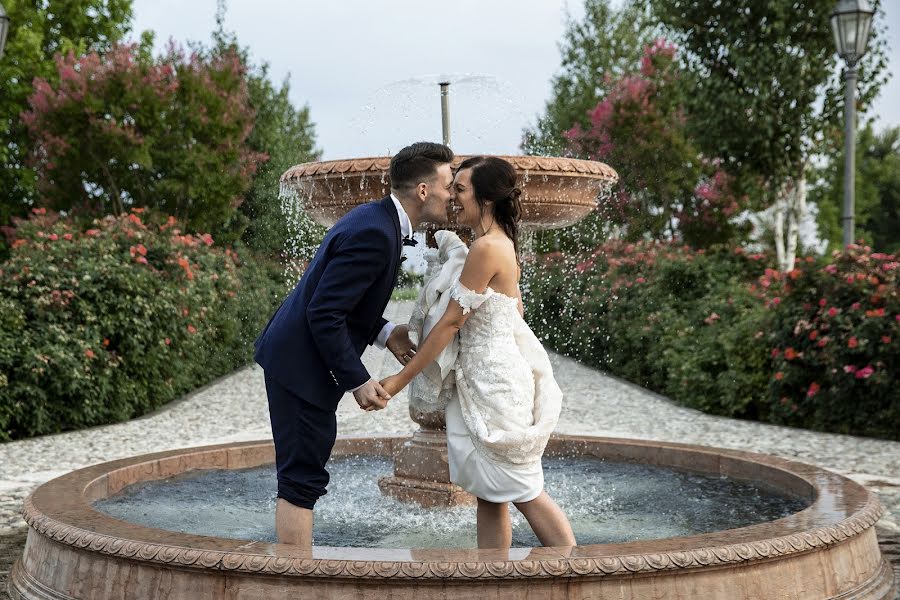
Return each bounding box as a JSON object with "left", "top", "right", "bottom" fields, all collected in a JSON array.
[{"left": 95, "top": 455, "right": 807, "bottom": 549}]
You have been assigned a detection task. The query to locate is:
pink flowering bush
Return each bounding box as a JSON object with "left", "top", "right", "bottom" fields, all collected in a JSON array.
[
  {"left": 524, "top": 242, "right": 899, "bottom": 440},
  {"left": 21, "top": 42, "right": 266, "bottom": 239},
  {"left": 763, "top": 245, "right": 899, "bottom": 437},
  {"left": 563, "top": 39, "right": 750, "bottom": 248},
  {"left": 0, "top": 209, "right": 284, "bottom": 441}
]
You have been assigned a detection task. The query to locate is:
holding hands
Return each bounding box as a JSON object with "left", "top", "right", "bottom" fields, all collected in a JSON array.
[{"left": 352, "top": 379, "right": 391, "bottom": 412}]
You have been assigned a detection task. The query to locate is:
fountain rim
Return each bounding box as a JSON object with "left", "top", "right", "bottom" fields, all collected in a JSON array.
[
  {"left": 280, "top": 154, "right": 620, "bottom": 183},
  {"left": 21, "top": 434, "right": 883, "bottom": 580}
]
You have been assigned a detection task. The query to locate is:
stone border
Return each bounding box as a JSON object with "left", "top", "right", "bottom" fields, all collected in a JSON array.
[
  {"left": 19, "top": 436, "right": 885, "bottom": 580},
  {"left": 280, "top": 155, "right": 619, "bottom": 183}
]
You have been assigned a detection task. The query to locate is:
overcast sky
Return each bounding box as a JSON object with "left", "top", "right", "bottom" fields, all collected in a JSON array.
[{"left": 132, "top": 0, "right": 899, "bottom": 161}]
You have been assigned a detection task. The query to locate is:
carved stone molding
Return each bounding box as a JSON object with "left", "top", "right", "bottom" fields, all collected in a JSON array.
[{"left": 17, "top": 436, "right": 888, "bottom": 582}]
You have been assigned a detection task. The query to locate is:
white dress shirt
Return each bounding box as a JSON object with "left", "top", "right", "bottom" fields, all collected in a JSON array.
[{"left": 350, "top": 193, "right": 410, "bottom": 392}]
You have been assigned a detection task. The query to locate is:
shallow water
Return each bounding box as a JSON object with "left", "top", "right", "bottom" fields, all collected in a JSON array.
[{"left": 94, "top": 456, "right": 808, "bottom": 548}]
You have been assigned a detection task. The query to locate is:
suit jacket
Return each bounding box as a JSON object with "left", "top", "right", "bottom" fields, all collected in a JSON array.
[{"left": 254, "top": 196, "right": 402, "bottom": 411}]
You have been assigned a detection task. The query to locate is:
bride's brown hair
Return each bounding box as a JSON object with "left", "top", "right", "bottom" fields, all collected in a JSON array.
[{"left": 456, "top": 156, "right": 523, "bottom": 259}]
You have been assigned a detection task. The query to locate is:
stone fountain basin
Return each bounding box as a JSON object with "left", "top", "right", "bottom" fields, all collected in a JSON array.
[
  {"left": 280, "top": 155, "right": 619, "bottom": 231},
  {"left": 10, "top": 435, "right": 894, "bottom": 600}
]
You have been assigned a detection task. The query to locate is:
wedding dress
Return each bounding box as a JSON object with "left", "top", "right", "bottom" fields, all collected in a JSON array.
[{"left": 444, "top": 279, "right": 563, "bottom": 503}]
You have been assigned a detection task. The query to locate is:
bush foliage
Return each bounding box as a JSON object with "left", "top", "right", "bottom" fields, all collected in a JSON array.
[
  {"left": 523, "top": 242, "right": 899, "bottom": 440},
  {"left": 0, "top": 209, "right": 284, "bottom": 441}
]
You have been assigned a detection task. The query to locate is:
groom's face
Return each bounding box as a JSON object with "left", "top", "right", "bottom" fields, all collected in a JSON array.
[{"left": 419, "top": 163, "right": 454, "bottom": 224}]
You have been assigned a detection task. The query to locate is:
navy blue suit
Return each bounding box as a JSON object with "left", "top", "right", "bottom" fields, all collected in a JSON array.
[{"left": 254, "top": 196, "right": 401, "bottom": 508}]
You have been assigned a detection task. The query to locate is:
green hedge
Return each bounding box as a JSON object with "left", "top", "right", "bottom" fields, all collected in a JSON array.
[
  {"left": 0, "top": 209, "right": 285, "bottom": 441},
  {"left": 523, "top": 241, "right": 900, "bottom": 440}
]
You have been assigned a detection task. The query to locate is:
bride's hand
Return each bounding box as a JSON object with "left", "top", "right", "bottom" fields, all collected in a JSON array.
[{"left": 380, "top": 374, "right": 406, "bottom": 397}]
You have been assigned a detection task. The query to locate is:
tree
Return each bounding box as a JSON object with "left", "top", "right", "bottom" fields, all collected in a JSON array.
[
  {"left": 811, "top": 124, "right": 900, "bottom": 254},
  {"left": 21, "top": 39, "right": 266, "bottom": 238},
  {"left": 205, "top": 3, "right": 321, "bottom": 254},
  {"left": 522, "top": 0, "right": 653, "bottom": 156},
  {"left": 565, "top": 39, "right": 749, "bottom": 247},
  {"left": 0, "top": 0, "right": 133, "bottom": 229},
  {"left": 651, "top": 0, "right": 890, "bottom": 270}
]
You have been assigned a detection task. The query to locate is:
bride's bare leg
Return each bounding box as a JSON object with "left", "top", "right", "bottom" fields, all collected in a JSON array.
[
  {"left": 477, "top": 498, "right": 512, "bottom": 549},
  {"left": 513, "top": 491, "right": 576, "bottom": 547}
]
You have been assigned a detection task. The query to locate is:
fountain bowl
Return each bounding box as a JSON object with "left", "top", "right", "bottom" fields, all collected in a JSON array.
[
  {"left": 280, "top": 155, "right": 619, "bottom": 231},
  {"left": 9, "top": 435, "right": 894, "bottom": 600}
]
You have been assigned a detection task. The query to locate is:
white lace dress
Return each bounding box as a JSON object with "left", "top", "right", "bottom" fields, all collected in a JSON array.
[{"left": 446, "top": 281, "right": 563, "bottom": 503}]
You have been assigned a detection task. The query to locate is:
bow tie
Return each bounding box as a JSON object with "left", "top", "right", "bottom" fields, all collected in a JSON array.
[{"left": 402, "top": 236, "right": 418, "bottom": 247}]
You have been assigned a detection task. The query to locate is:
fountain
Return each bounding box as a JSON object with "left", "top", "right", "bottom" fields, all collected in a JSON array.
[{"left": 8, "top": 83, "right": 895, "bottom": 600}]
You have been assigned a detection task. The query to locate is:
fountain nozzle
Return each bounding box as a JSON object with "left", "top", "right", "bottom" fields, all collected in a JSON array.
[{"left": 439, "top": 82, "right": 451, "bottom": 147}]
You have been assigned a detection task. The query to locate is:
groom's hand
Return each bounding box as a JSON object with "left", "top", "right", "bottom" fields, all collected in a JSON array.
[
  {"left": 386, "top": 324, "right": 417, "bottom": 366},
  {"left": 353, "top": 379, "right": 391, "bottom": 411}
]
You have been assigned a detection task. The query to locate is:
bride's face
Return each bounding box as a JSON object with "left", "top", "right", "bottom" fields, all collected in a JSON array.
[{"left": 451, "top": 168, "right": 480, "bottom": 228}]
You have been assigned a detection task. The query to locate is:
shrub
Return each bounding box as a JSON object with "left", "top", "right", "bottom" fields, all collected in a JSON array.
[
  {"left": 762, "top": 245, "right": 900, "bottom": 437},
  {"left": 523, "top": 241, "right": 899, "bottom": 440},
  {"left": 0, "top": 209, "right": 284, "bottom": 441}
]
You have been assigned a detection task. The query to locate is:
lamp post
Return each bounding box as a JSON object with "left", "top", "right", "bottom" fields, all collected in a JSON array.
[
  {"left": 0, "top": 2, "right": 10, "bottom": 59},
  {"left": 830, "top": 0, "right": 874, "bottom": 248}
]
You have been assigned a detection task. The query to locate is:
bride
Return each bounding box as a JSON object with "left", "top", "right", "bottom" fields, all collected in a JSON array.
[{"left": 380, "top": 156, "right": 576, "bottom": 549}]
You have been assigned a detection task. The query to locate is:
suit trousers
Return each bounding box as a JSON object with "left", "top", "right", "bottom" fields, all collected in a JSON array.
[{"left": 264, "top": 371, "right": 337, "bottom": 510}]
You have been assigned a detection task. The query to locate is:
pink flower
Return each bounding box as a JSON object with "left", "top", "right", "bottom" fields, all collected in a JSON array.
[
  {"left": 704, "top": 312, "right": 720, "bottom": 325},
  {"left": 774, "top": 372, "right": 784, "bottom": 381},
  {"left": 85, "top": 229, "right": 101, "bottom": 237},
  {"left": 851, "top": 302, "right": 861, "bottom": 310},
  {"left": 843, "top": 365, "right": 857, "bottom": 374},
  {"left": 48, "top": 233, "right": 59, "bottom": 241},
  {"left": 164, "top": 338, "right": 171, "bottom": 345},
  {"left": 84, "top": 349, "right": 95, "bottom": 359},
  {"left": 882, "top": 336, "right": 891, "bottom": 344},
  {"left": 824, "top": 264, "right": 838, "bottom": 274},
  {"left": 827, "top": 307, "right": 839, "bottom": 317},
  {"left": 855, "top": 366, "right": 874, "bottom": 379},
  {"left": 806, "top": 382, "right": 820, "bottom": 397},
  {"left": 819, "top": 299, "right": 827, "bottom": 307},
  {"left": 635, "top": 277, "right": 646, "bottom": 284},
  {"left": 848, "top": 336, "right": 858, "bottom": 349},
  {"left": 187, "top": 324, "right": 197, "bottom": 334},
  {"left": 135, "top": 256, "right": 148, "bottom": 264},
  {"left": 62, "top": 233, "right": 73, "bottom": 241}
]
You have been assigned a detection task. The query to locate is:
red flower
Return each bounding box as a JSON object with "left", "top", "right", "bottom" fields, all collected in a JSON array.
[
  {"left": 84, "top": 349, "right": 95, "bottom": 359},
  {"left": 855, "top": 366, "right": 874, "bottom": 379},
  {"left": 187, "top": 324, "right": 197, "bottom": 334},
  {"left": 774, "top": 372, "right": 784, "bottom": 380},
  {"left": 808, "top": 330, "right": 818, "bottom": 341},
  {"left": 851, "top": 302, "right": 861, "bottom": 310},
  {"left": 864, "top": 308, "right": 885, "bottom": 317},
  {"left": 806, "top": 382, "right": 820, "bottom": 397},
  {"left": 882, "top": 336, "right": 892, "bottom": 344},
  {"left": 784, "top": 347, "right": 798, "bottom": 360},
  {"left": 827, "top": 307, "right": 839, "bottom": 317},
  {"left": 817, "top": 338, "right": 829, "bottom": 348},
  {"left": 48, "top": 233, "right": 58, "bottom": 241},
  {"left": 85, "top": 229, "right": 101, "bottom": 237},
  {"left": 102, "top": 338, "right": 110, "bottom": 347},
  {"left": 818, "top": 298, "right": 827, "bottom": 307},
  {"left": 63, "top": 233, "right": 73, "bottom": 241},
  {"left": 848, "top": 337, "right": 858, "bottom": 349},
  {"left": 32, "top": 208, "right": 47, "bottom": 215}
]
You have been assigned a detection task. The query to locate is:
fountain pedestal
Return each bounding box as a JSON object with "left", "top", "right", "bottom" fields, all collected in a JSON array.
[{"left": 378, "top": 427, "right": 473, "bottom": 507}]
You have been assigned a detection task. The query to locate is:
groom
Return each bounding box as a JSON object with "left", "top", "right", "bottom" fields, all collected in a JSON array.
[{"left": 255, "top": 141, "right": 455, "bottom": 546}]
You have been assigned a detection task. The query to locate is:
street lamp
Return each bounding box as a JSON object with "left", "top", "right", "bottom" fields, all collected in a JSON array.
[
  {"left": 0, "top": 3, "right": 10, "bottom": 60},
  {"left": 830, "top": 0, "right": 874, "bottom": 248}
]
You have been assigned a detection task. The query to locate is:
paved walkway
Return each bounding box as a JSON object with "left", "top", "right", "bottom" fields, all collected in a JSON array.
[{"left": 2, "top": 300, "right": 899, "bottom": 537}]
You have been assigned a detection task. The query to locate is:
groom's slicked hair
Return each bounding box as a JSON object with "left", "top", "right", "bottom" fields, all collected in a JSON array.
[{"left": 390, "top": 142, "right": 454, "bottom": 191}]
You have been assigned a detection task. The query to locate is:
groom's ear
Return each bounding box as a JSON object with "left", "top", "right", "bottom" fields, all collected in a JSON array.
[{"left": 415, "top": 182, "right": 429, "bottom": 202}]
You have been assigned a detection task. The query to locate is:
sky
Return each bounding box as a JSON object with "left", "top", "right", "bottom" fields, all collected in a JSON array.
[{"left": 132, "top": 0, "right": 899, "bottom": 162}]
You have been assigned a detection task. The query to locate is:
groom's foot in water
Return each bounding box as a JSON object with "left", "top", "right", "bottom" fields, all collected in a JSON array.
[{"left": 275, "top": 498, "right": 313, "bottom": 547}]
